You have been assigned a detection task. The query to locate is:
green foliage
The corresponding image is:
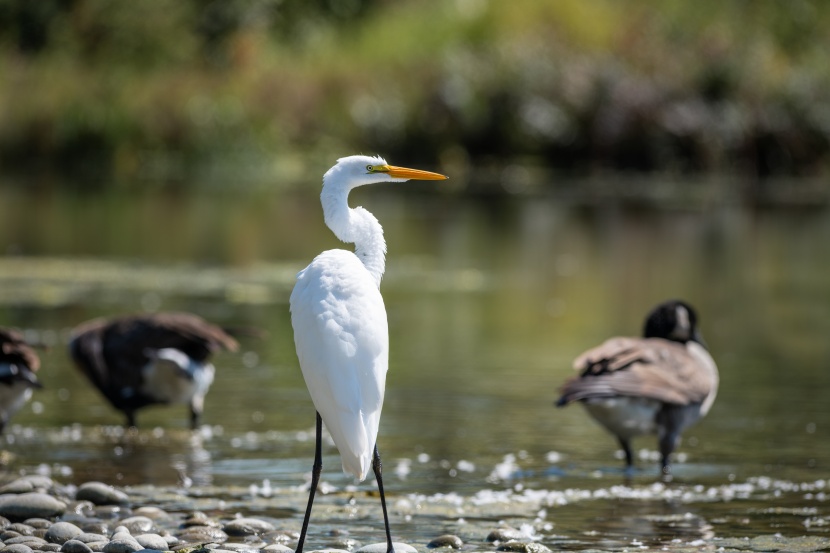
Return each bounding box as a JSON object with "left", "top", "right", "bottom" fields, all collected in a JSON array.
[{"left": 0, "top": 0, "right": 829, "bottom": 185}]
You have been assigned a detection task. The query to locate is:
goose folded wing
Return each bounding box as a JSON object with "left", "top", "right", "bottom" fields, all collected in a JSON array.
[
  {"left": 125, "top": 313, "right": 239, "bottom": 360},
  {"left": 559, "top": 338, "right": 710, "bottom": 406}
]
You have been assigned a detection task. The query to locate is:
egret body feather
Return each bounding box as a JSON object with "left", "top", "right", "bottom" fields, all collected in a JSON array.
[{"left": 289, "top": 155, "right": 447, "bottom": 552}]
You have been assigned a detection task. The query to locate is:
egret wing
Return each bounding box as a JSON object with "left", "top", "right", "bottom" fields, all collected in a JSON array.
[{"left": 290, "top": 249, "right": 389, "bottom": 481}]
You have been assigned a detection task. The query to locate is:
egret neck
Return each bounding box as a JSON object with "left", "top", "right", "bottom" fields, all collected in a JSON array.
[{"left": 321, "top": 176, "right": 387, "bottom": 288}]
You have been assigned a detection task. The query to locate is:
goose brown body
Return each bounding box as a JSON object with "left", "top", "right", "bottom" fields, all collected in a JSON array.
[
  {"left": 557, "top": 300, "right": 719, "bottom": 474},
  {"left": 69, "top": 312, "right": 238, "bottom": 428}
]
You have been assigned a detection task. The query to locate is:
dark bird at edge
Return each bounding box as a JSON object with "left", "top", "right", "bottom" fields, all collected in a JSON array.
[
  {"left": 0, "top": 328, "right": 43, "bottom": 433},
  {"left": 69, "top": 312, "right": 238, "bottom": 429}
]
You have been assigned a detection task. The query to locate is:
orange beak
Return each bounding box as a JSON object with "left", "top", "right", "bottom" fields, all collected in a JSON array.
[{"left": 384, "top": 165, "right": 448, "bottom": 181}]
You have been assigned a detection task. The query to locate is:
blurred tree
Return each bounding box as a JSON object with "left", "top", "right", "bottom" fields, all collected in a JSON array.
[
  {"left": 0, "top": 0, "right": 828, "bottom": 187},
  {"left": 0, "top": 0, "right": 67, "bottom": 54}
]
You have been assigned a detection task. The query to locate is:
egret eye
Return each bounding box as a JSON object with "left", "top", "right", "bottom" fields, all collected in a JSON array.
[{"left": 366, "top": 165, "right": 374, "bottom": 172}]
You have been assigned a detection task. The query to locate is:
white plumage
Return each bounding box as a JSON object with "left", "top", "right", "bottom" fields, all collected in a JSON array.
[
  {"left": 291, "top": 249, "right": 388, "bottom": 480},
  {"left": 289, "top": 155, "right": 446, "bottom": 552}
]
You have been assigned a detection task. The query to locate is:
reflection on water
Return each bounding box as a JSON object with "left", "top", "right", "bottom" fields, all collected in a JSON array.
[{"left": 0, "top": 183, "right": 829, "bottom": 548}]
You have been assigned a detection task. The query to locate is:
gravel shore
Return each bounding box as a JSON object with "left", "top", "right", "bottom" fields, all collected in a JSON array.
[{"left": 0, "top": 476, "right": 475, "bottom": 553}]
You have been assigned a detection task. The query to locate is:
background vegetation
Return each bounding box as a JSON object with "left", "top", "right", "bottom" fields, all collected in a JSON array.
[{"left": 1, "top": 0, "right": 829, "bottom": 189}]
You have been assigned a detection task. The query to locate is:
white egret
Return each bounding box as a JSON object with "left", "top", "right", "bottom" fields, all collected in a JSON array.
[
  {"left": 290, "top": 155, "right": 447, "bottom": 552},
  {"left": 69, "top": 312, "right": 238, "bottom": 428},
  {"left": 0, "top": 328, "right": 42, "bottom": 433},
  {"left": 556, "top": 300, "right": 719, "bottom": 475}
]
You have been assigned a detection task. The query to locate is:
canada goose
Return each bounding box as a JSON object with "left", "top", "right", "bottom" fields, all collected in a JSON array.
[
  {"left": 0, "top": 328, "right": 43, "bottom": 432},
  {"left": 556, "top": 300, "right": 719, "bottom": 474},
  {"left": 69, "top": 312, "right": 238, "bottom": 429}
]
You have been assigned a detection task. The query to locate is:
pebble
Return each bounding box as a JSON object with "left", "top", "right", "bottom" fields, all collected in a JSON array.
[
  {"left": 221, "top": 544, "right": 262, "bottom": 553},
  {"left": 4, "top": 536, "right": 47, "bottom": 548},
  {"left": 180, "top": 512, "right": 220, "bottom": 528},
  {"left": 76, "top": 484, "right": 129, "bottom": 507},
  {"left": 130, "top": 508, "right": 168, "bottom": 521},
  {"left": 7, "top": 524, "right": 34, "bottom": 536},
  {"left": 356, "top": 543, "right": 417, "bottom": 553},
  {"left": 23, "top": 519, "right": 52, "bottom": 530},
  {"left": 108, "top": 532, "right": 134, "bottom": 544},
  {"left": 133, "top": 535, "right": 168, "bottom": 550},
  {"left": 45, "top": 522, "right": 84, "bottom": 544},
  {"left": 61, "top": 540, "right": 94, "bottom": 553},
  {"left": 261, "top": 531, "right": 298, "bottom": 543},
  {"left": 261, "top": 546, "right": 293, "bottom": 552},
  {"left": 0, "top": 481, "right": 35, "bottom": 496},
  {"left": 75, "top": 534, "right": 109, "bottom": 544},
  {"left": 0, "top": 494, "right": 67, "bottom": 520},
  {"left": 486, "top": 527, "right": 526, "bottom": 542},
  {"left": 328, "top": 537, "right": 360, "bottom": 550},
  {"left": 117, "top": 518, "right": 153, "bottom": 535},
  {"left": 222, "top": 518, "right": 275, "bottom": 537},
  {"left": 102, "top": 538, "right": 143, "bottom": 553},
  {"left": 0, "top": 484, "right": 31, "bottom": 496},
  {"left": 176, "top": 526, "right": 228, "bottom": 544},
  {"left": 495, "top": 543, "right": 552, "bottom": 553},
  {"left": 79, "top": 525, "right": 109, "bottom": 537},
  {"left": 18, "top": 477, "right": 54, "bottom": 492},
  {"left": 2, "top": 545, "right": 34, "bottom": 553},
  {"left": 426, "top": 535, "right": 464, "bottom": 549}
]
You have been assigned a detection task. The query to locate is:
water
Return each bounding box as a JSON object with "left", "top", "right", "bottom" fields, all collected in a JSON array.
[{"left": 1, "top": 181, "right": 829, "bottom": 550}]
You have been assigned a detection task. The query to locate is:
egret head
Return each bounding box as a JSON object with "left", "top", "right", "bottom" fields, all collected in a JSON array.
[
  {"left": 643, "top": 299, "right": 704, "bottom": 345},
  {"left": 323, "top": 155, "right": 447, "bottom": 193},
  {"left": 319, "top": 155, "right": 447, "bottom": 279}
]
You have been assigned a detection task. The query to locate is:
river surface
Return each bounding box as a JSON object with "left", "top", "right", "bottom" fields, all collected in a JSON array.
[{"left": 0, "top": 179, "right": 829, "bottom": 550}]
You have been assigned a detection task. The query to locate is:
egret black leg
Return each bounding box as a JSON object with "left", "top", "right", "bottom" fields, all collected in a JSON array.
[
  {"left": 296, "top": 412, "right": 323, "bottom": 553},
  {"left": 126, "top": 411, "right": 137, "bottom": 429},
  {"left": 372, "top": 444, "right": 395, "bottom": 553}
]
